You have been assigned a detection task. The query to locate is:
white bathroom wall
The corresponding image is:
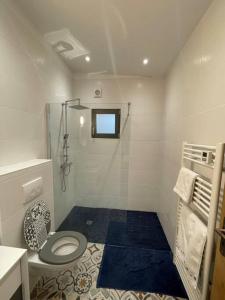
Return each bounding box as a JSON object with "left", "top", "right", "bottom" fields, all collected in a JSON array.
[
  {"left": 72, "top": 76, "right": 165, "bottom": 212},
  {"left": 0, "top": 0, "right": 73, "bottom": 167},
  {"left": 159, "top": 0, "right": 225, "bottom": 248},
  {"left": 0, "top": 160, "right": 54, "bottom": 248}
]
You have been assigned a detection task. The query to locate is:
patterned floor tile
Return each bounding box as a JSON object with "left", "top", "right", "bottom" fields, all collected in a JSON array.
[{"left": 31, "top": 243, "right": 184, "bottom": 300}]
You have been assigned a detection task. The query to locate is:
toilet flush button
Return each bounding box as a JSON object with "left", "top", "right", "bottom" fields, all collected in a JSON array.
[{"left": 22, "top": 177, "right": 43, "bottom": 203}]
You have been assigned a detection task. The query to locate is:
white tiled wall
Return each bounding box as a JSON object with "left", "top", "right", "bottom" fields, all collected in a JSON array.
[
  {"left": 0, "top": 0, "right": 73, "bottom": 167},
  {"left": 0, "top": 160, "right": 54, "bottom": 248},
  {"left": 72, "top": 77, "right": 165, "bottom": 212},
  {"left": 159, "top": 0, "right": 225, "bottom": 248}
]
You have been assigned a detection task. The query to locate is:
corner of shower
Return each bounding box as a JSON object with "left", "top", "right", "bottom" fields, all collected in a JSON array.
[{"left": 46, "top": 101, "right": 131, "bottom": 241}]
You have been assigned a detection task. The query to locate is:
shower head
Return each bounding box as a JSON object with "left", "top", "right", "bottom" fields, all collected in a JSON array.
[
  {"left": 69, "top": 104, "right": 89, "bottom": 110},
  {"left": 66, "top": 98, "right": 89, "bottom": 110}
]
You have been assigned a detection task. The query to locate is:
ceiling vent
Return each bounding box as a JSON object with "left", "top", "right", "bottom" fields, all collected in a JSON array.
[
  {"left": 44, "top": 28, "right": 89, "bottom": 60},
  {"left": 94, "top": 88, "right": 102, "bottom": 98}
]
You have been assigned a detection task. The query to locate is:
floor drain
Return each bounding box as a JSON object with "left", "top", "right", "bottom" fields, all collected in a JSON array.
[{"left": 86, "top": 220, "right": 93, "bottom": 225}]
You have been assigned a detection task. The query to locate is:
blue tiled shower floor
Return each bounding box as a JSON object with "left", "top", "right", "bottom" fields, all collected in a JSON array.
[
  {"left": 57, "top": 206, "right": 169, "bottom": 247},
  {"left": 57, "top": 206, "right": 128, "bottom": 243},
  {"left": 58, "top": 206, "right": 187, "bottom": 298}
]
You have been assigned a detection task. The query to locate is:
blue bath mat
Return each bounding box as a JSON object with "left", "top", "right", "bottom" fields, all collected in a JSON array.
[
  {"left": 97, "top": 245, "right": 187, "bottom": 298},
  {"left": 106, "top": 220, "right": 170, "bottom": 250},
  {"left": 126, "top": 210, "right": 162, "bottom": 228}
]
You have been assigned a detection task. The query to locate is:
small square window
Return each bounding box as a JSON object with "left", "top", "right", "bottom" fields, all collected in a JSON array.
[{"left": 92, "top": 109, "right": 120, "bottom": 138}]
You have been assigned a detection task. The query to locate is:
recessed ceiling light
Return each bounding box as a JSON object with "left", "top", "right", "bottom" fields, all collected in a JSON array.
[
  {"left": 143, "top": 58, "right": 149, "bottom": 65},
  {"left": 85, "top": 55, "right": 90, "bottom": 62}
]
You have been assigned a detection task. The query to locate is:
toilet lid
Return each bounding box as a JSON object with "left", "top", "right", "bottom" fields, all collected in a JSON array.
[
  {"left": 24, "top": 200, "right": 51, "bottom": 251},
  {"left": 39, "top": 231, "right": 87, "bottom": 265}
]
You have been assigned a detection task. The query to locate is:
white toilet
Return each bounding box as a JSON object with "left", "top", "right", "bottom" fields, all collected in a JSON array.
[{"left": 23, "top": 200, "right": 87, "bottom": 272}]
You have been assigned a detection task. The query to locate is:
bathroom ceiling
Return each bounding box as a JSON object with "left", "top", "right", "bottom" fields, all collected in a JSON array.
[{"left": 15, "top": 0, "right": 213, "bottom": 77}]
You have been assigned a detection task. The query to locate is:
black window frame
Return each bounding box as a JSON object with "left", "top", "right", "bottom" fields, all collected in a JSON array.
[{"left": 91, "top": 109, "right": 121, "bottom": 139}]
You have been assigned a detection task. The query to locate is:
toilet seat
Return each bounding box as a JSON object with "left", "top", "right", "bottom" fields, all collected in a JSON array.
[
  {"left": 24, "top": 200, "right": 87, "bottom": 266},
  {"left": 39, "top": 231, "right": 87, "bottom": 265}
]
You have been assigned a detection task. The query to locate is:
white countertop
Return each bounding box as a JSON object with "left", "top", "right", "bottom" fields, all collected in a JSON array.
[
  {"left": 0, "top": 246, "right": 27, "bottom": 283},
  {"left": 0, "top": 159, "right": 51, "bottom": 177}
]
